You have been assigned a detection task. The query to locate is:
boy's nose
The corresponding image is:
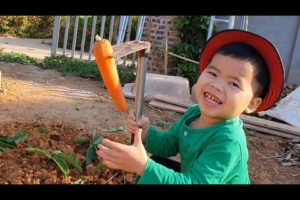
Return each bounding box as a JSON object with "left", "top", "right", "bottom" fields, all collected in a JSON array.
[{"left": 209, "top": 80, "right": 224, "bottom": 92}]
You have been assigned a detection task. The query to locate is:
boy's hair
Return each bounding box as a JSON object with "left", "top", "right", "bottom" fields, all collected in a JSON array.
[{"left": 215, "top": 42, "right": 270, "bottom": 98}]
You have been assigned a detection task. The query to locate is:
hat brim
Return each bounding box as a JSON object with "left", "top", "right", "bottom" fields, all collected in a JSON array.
[{"left": 199, "top": 29, "right": 284, "bottom": 112}]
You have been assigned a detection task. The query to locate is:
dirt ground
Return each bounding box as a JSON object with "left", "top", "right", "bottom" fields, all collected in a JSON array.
[{"left": 0, "top": 61, "right": 300, "bottom": 184}]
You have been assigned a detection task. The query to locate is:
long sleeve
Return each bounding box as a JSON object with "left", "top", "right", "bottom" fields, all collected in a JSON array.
[
  {"left": 137, "top": 104, "right": 249, "bottom": 184},
  {"left": 144, "top": 105, "right": 196, "bottom": 157},
  {"left": 144, "top": 123, "right": 181, "bottom": 158},
  {"left": 138, "top": 134, "right": 244, "bottom": 184}
]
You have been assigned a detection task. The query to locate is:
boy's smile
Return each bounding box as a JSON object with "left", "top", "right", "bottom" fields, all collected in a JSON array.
[
  {"left": 203, "top": 91, "right": 222, "bottom": 106},
  {"left": 194, "top": 53, "right": 262, "bottom": 127}
]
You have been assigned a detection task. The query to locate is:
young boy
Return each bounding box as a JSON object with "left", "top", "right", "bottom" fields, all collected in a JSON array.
[{"left": 97, "top": 29, "right": 284, "bottom": 184}]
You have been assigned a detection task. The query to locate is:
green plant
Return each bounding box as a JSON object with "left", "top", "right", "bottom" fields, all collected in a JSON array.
[
  {"left": 74, "top": 179, "right": 85, "bottom": 184},
  {"left": 100, "top": 126, "right": 124, "bottom": 132},
  {"left": 75, "top": 136, "right": 90, "bottom": 144},
  {"left": 25, "top": 16, "right": 55, "bottom": 38},
  {"left": 0, "top": 51, "right": 42, "bottom": 66},
  {"left": 26, "top": 147, "right": 83, "bottom": 176},
  {"left": 117, "top": 64, "right": 136, "bottom": 85},
  {"left": 85, "top": 129, "right": 103, "bottom": 165},
  {"left": 43, "top": 55, "right": 100, "bottom": 78},
  {"left": 0, "top": 52, "right": 136, "bottom": 86},
  {"left": 94, "top": 162, "right": 106, "bottom": 173},
  {"left": 0, "top": 130, "right": 30, "bottom": 152},
  {"left": 43, "top": 55, "right": 136, "bottom": 85},
  {"left": 0, "top": 16, "right": 54, "bottom": 38},
  {"left": 76, "top": 127, "right": 124, "bottom": 168},
  {"left": 76, "top": 130, "right": 106, "bottom": 167},
  {"left": 34, "top": 126, "right": 49, "bottom": 134},
  {"left": 170, "top": 16, "right": 210, "bottom": 86}
]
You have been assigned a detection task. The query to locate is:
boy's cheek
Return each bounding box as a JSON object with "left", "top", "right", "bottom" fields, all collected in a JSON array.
[{"left": 191, "top": 84, "right": 199, "bottom": 103}]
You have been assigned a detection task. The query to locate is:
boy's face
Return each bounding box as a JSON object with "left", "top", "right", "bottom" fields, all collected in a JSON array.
[{"left": 194, "top": 53, "right": 262, "bottom": 122}]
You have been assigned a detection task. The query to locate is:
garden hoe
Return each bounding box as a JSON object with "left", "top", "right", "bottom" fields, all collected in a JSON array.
[{"left": 93, "top": 35, "right": 151, "bottom": 144}]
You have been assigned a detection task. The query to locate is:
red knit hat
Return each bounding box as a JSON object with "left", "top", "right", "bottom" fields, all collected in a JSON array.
[{"left": 199, "top": 29, "right": 284, "bottom": 112}]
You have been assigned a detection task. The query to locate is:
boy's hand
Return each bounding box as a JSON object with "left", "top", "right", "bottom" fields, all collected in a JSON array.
[
  {"left": 125, "top": 109, "right": 149, "bottom": 143},
  {"left": 97, "top": 129, "right": 148, "bottom": 175}
]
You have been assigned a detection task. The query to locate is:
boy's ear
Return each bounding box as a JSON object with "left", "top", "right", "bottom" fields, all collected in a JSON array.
[{"left": 245, "top": 97, "right": 263, "bottom": 113}]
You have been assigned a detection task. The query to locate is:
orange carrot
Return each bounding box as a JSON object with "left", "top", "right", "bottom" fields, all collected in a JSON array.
[{"left": 93, "top": 35, "right": 128, "bottom": 112}]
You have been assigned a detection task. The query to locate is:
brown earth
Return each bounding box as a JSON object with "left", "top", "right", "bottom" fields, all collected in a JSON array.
[{"left": 0, "top": 61, "right": 299, "bottom": 184}]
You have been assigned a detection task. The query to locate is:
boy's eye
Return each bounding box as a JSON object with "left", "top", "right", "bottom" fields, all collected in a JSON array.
[
  {"left": 229, "top": 82, "right": 240, "bottom": 88},
  {"left": 207, "top": 71, "right": 217, "bottom": 77}
]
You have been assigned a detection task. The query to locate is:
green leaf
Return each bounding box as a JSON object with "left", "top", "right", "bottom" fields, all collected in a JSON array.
[
  {"left": 0, "top": 130, "right": 30, "bottom": 151},
  {"left": 94, "top": 162, "right": 106, "bottom": 173},
  {"left": 85, "top": 143, "right": 96, "bottom": 165},
  {"left": 100, "top": 126, "right": 124, "bottom": 132},
  {"left": 0, "top": 135, "right": 7, "bottom": 140},
  {"left": 91, "top": 129, "right": 96, "bottom": 140},
  {"left": 0, "top": 145, "right": 8, "bottom": 152},
  {"left": 51, "top": 154, "right": 70, "bottom": 176},
  {"left": 26, "top": 147, "right": 51, "bottom": 159},
  {"left": 7, "top": 130, "right": 30, "bottom": 143},
  {"left": 36, "top": 126, "right": 49, "bottom": 134},
  {"left": 170, "top": 16, "right": 209, "bottom": 86},
  {"left": 0, "top": 139, "right": 17, "bottom": 150},
  {"left": 57, "top": 152, "right": 83, "bottom": 174},
  {"left": 192, "top": 65, "right": 197, "bottom": 73},
  {"left": 52, "top": 150, "right": 63, "bottom": 155},
  {"left": 74, "top": 179, "right": 85, "bottom": 184},
  {"left": 75, "top": 136, "right": 90, "bottom": 144},
  {"left": 92, "top": 135, "right": 103, "bottom": 146}
]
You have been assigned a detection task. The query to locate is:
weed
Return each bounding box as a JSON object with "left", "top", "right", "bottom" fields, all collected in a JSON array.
[
  {"left": 26, "top": 147, "right": 83, "bottom": 176},
  {"left": 0, "top": 130, "right": 30, "bottom": 152}
]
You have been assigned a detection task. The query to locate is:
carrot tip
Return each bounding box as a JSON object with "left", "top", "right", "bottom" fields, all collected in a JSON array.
[{"left": 95, "top": 35, "right": 102, "bottom": 41}]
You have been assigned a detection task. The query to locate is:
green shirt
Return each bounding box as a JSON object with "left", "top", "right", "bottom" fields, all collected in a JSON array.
[{"left": 137, "top": 104, "right": 250, "bottom": 184}]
